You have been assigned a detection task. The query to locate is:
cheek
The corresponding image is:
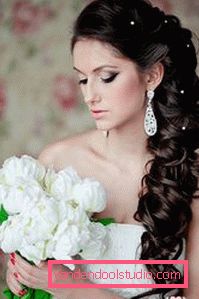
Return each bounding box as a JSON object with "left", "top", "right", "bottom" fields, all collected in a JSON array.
[{"left": 112, "top": 79, "right": 145, "bottom": 110}]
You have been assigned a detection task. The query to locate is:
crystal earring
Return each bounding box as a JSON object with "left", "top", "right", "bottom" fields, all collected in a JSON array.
[{"left": 144, "top": 90, "right": 157, "bottom": 136}]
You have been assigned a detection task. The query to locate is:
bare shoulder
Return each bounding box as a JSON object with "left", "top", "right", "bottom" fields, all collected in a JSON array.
[{"left": 38, "top": 129, "right": 96, "bottom": 171}]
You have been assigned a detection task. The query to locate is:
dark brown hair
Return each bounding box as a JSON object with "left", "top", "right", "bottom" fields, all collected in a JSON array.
[{"left": 71, "top": 0, "right": 199, "bottom": 297}]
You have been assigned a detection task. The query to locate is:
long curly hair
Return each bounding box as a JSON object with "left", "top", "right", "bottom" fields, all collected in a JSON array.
[{"left": 71, "top": 0, "right": 199, "bottom": 297}]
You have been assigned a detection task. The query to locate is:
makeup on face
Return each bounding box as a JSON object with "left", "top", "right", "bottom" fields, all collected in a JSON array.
[{"left": 73, "top": 39, "right": 147, "bottom": 130}]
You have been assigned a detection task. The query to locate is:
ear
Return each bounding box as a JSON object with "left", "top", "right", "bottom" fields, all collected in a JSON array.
[{"left": 145, "top": 62, "right": 164, "bottom": 90}]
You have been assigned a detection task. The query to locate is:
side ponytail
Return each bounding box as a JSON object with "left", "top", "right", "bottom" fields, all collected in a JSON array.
[
  {"left": 135, "top": 14, "right": 199, "bottom": 296},
  {"left": 71, "top": 1, "right": 199, "bottom": 297}
]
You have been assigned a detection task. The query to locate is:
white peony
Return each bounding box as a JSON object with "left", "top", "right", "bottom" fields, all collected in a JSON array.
[
  {"left": 19, "top": 240, "right": 53, "bottom": 265},
  {"left": 80, "top": 222, "right": 108, "bottom": 259},
  {"left": 0, "top": 155, "right": 46, "bottom": 185},
  {"left": 43, "top": 168, "right": 57, "bottom": 193},
  {"left": 52, "top": 221, "right": 90, "bottom": 270},
  {"left": 0, "top": 215, "right": 24, "bottom": 252},
  {"left": 20, "top": 194, "right": 59, "bottom": 244},
  {"left": 72, "top": 177, "right": 107, "bottom": 213},
  {"left": 46, "top": 166, "right": 81, "bottom": 200},
  {"left": 52, "top": 223, "right": 82, "bottom": 257},
  {"left": 57, "top": 201, "right": 90, "bottom": 227},
  {"left": 0, "top": 178, "right": 43, "bottom": 215}
]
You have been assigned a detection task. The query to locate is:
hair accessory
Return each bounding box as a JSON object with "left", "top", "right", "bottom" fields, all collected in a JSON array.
[
  {"left": 144, "top": 90, "right": 157, "bottom": 136},
  {"left": 186, "top": 43, "right": 190, "bottom": 48},
  {"left": 181, "top": 119, "right": 189, "bottom": 131},
  {"left": 130, "top": 20, "right": 135, "bottom": 25},
  {"left": 180, "top": 90, "right": 185, "bottom": 94},
  {"left": 164, "top": 19, "right": 168, "bottom": 24}
]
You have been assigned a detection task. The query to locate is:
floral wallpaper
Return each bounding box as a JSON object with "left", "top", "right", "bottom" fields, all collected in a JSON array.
[
  {"left": 0, "top": 0, "right": 198, "bottom": 294},
  {"left": 0, "top": 0, "right": 198, "bottom": 166},
  {"left": 0, "top": 0, "right": 94, "bottom": 165}
]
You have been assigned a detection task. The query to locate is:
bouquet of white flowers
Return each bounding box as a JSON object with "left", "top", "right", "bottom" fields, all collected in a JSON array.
[{"left": 0, "top": 155, "right": 113, "bottom": 299}]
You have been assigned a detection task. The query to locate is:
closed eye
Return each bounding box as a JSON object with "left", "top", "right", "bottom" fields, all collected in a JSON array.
[
  {"left": 101, "top": 73, "right": 119, "bottom": 83},
  {"left": 78, "top": 79, "right": 87, "bottom": 85},
  {"left": 78, "top": 73, "right": 119, "bottom": 85}
]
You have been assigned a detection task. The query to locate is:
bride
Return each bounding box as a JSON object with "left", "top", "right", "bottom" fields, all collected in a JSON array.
[{"left": 6, "top": 0, "right": 199, "bottom": 298}]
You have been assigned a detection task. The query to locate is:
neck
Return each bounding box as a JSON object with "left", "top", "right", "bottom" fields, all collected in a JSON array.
[{"left": 99, "top": 123, "right": 152, "bottom": 170}]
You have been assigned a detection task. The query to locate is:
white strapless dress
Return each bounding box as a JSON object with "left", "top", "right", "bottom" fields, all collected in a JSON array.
[
  {"left": 53, "top": 223, "right": 185, "bottom": 299},
  {"left": 81, "top": 223, "right": 186, "bottom": 299}
]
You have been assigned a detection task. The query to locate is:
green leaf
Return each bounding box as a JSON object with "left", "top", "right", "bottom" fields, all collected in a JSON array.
[
  {"left": 0, "top": 205, "right": 8, "bottom": 224},
  {"left": 3, "top": 287, "right": 52, "bottom": 299},
  {"left": 93, "top": 217, "right": 116, "bottom": 226}
]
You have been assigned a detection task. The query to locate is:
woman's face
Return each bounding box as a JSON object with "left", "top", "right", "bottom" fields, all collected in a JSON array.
[{"left": 73, "top": 39, "right": 148, "bottom": 132}]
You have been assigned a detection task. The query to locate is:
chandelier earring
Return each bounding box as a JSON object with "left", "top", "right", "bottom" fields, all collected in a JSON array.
[{"left": 144, "top": 90, "right": 157, "bottom": 136}]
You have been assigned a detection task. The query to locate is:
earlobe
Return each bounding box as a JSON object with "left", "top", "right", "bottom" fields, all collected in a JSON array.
[{"left": 146, "top": 62, "right": 164, "bottom": 90}]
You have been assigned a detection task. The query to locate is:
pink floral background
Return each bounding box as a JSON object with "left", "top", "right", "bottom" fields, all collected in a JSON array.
[{"left": 0, "top": 0, "right": 198, "bottom": 293}]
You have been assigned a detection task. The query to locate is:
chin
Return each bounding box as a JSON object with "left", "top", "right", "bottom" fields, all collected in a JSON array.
[
  {"left": 95, "top": 120, "right": 121, "bottom": 132},
  {"left": 95, "top": 123, "right": 109, "bottom": 130},
  {"left": 96, "top": 125, "right": 112, "bottom": 132}
]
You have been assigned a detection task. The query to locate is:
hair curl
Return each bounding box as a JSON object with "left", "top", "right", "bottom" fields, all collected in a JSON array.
[{"left": 71, "top": 0, "right": 199, "bottom": 297}]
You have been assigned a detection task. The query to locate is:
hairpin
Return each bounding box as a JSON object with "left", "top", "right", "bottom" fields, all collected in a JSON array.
[
  {"left": 181, "top": 119, "right": 189, "bottom": 131},
  {"left": 180, "top": 90, "right": 185, "bottom": 94},
  {"left": 130, "top": 20, "right": 135, "bottom": 26}
]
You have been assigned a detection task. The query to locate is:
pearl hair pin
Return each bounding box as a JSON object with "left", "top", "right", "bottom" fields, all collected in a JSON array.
[
  {"left": 182, "top": 119, "right": 189, "bottom": 131},
  {"left": 130, "top": 20, "right": 135, "bottom": 25},
  {"left": 180, "top": 90, "right": 185, "bottom": 94}
]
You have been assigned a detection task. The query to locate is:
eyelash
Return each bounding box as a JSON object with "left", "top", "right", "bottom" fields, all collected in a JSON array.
[{"left": 78, "top": 73, "right": 119, "bottom": 85}]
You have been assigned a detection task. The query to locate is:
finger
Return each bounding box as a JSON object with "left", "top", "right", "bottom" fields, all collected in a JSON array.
[
  {"left": 12, "top": 260, "right": 34, "bottom": 289},
  {"left": 15, "top": 262, "right": 35, "bottom": 284},
  {"left": 15, "top": 253, "right": 31, "bottom": 270},
  {"left": 15, "top": 258, "right": 42, "bottom": 289},
  {"left": 14, "top": 272, "right": 35, "bottom": 289},
  {"left": 15, "top": 254, "right": 36, "bottom": 277},
  {"left": 6, "top": 269, "right": 23, "bottom": 296},
  {"left": 7, "top": 255, "right": 16, "bottom": 270},
  {"left": 7, "top": 259, "right": 15, "bottom": 271}
]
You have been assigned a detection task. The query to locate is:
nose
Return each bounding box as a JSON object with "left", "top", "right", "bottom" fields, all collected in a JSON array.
[{"left": 83, "top": 80, "right": 101, "bottom": 105}]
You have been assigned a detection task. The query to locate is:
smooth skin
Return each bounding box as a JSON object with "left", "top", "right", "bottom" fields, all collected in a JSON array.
[{"left": 6, "top": 39, "right": 199, "bottom": 298}]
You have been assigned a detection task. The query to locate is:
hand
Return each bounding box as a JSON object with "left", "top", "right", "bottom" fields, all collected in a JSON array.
[
  {"left": 6, "top": 253, "right": 28, "bottom": 297},
  {"left": 6, "top": 252, "right": 88, "bottom": 298}
]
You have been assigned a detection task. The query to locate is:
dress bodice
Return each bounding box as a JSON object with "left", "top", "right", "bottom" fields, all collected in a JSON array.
[{"left": 82, "top": 223, "right": 186, "bottom": 299}]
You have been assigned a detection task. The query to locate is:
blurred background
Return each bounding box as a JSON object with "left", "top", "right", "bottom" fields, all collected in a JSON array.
[{"left": 0, "top": 0, "right": 198, "bottom": 295}]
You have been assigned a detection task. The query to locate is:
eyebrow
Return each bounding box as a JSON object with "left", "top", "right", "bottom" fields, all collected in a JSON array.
[{"left": 73, "top": 65, "right": 119, "bottom": 75}]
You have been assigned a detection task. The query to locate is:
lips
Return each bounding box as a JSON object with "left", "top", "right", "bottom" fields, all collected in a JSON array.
[
  {"left": 90, "top": 109, "right": 108, "bottom": 119},
  {"left": 91, "top": 109, "right": 108, "bottom": 113}
]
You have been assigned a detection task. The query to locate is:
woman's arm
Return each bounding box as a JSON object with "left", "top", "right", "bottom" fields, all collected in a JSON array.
[{"left": 183, "top": 197, "right": 199, "bottom": 298}]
